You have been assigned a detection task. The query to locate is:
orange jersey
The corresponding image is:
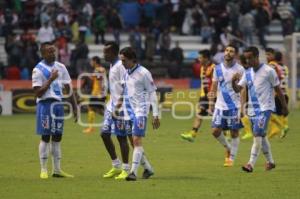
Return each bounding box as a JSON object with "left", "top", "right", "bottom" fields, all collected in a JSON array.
[{"left": 200, "top": 63, "right": 215, "bottom": 97}]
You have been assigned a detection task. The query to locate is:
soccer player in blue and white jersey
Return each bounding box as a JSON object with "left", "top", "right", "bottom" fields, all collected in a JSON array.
[
  {"left": 208, "top": 44, "right": 244, "bottom": 167},
  {"left": 232, "top": 46, "right": 288, "bottom": 172},
  {"left": 100, "top": 42, "right": 132, "bottom": 180},
  {"left": 118, "top": 47, "right": 160, "bottom": 181},
  {"left": 32, "top": 42, "right": 78, "bottom": 179}
]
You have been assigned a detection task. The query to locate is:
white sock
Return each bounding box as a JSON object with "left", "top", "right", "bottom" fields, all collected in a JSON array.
[
  {"left": 249, "top": 136, "right": 262, "bottom": 167},
  {"left": 112, "top": 159, "right": 122, "bottom": 169},
  {"left": 130, "top": 146, "right": 144, "bottom": 176},
  {"left": 39, "top": 141, "right": 49, "bottom": 172},
  {"left": 122, "top": 163, "right": 130, "bottom": 172},
  {"left": 230, "top": 137, "right": 240, "bottom": 161},
  {"left": 261, "top": 136, "right": 274, "bottom": 163},
  {"left": 51, "top": 141, "right": 61, "bottom": 174},
  {"left": 216, "top": 133, "right": 231, "bottom": 151},
  {"left": 140, "top": 154, "right": 153, "bottom": 172}
]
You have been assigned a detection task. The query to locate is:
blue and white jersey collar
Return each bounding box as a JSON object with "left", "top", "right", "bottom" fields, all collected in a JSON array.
[
  {"left": 127, "top": 64, "right": 140, "bottom": 75},
  {"left": 41, "top": 60, "right": 55, "bottom": 67}
]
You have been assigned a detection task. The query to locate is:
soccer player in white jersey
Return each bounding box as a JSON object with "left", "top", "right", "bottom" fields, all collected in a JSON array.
[
  {"left": 118, "top": 47, "right": 160, "bottom": 181},
  {"left": 232, "top": 46, "right": 288, "bottom": 172},
  {"left": 208, "top": 44, "right": 244, "bottom": 167},
  {"left": 100, "top": 42, "right": 132, "bottom": 180},
  {"left": 32, "top": 42, "right": 78, "bottom": 179}
]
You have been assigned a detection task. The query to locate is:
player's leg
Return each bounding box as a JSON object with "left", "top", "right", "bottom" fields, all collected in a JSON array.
[
  {"left": 83, "top": 102, "right": 96, "bottom": 134},
  {"left": 267, "top": 113, "right": 281, "bottom": 138},
  {"left": 261, "top": 135, "right": 275, "bottom": 170},
  {"left": 181, "top": 97, "right": 207, "bottom": 142},
  {"left": 36, "top": 100, "right": 52, "bottom": 179},
  {"left": 101, "top": 110, "right": 121, "bottom": 178},
  {"left": 39, "top": 135, "right": 50, "bottom": 179},
  {"left": 224, "top": 109, "right": 242, "bottom": 167},
  {"left": 224, "top": 129, "right": 239, "bottom": 167},
  {"left": 127, "top": 130, "right": 153, "bottom": 179},
  {"left": 115, "top": 127, "right": 130, "bottom": 180},
  {"left": 212, "top": 109, "right": 231, "bottom": 160},
  {"left": 50, "top": 134, "right": 73, "bottom": 178},
  {"left": 268, "top": 96, "right": 284, "bottom": 138},
  {"left": 280, "top": 95, "right": 289, "bottom": 138},
  {"left": 242, "top": 111, "right": 272, "bottom": 172},
  {"left": 241, "top": 115, "right": 253, "bottom": 140},
  {"left": 126, "top": 116, "right": 149, "bottom": 181}
]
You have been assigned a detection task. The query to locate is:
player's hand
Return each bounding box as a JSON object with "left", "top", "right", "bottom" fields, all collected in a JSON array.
[
  {"left": 50, "top": 69, "right": 59, "bottom": 81},
  {"left": 208, "top": 105, "right": 214, "bottom": 116},
  {"left": 282, "top": 106, "right": 289, "bottom": 116},
  {"left": 112, "top": 109, "right": 120, "bottom": 119},
  {"left": 152, "top": 116, "right": 160, "bottom": 130},
  {"left": 232, "top": 73, "right": 241, "bottom": 82}
]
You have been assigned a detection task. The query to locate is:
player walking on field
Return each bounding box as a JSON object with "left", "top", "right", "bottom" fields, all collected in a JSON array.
[
  {"left": 118, "top": 47, "right": 160, "bottom": 181},
  {"left": 32, "top": 42, "right": 78, "bottom": 179},
  {"left": 208, "top": 44, "right": 244, "bottom": 167},
  {"left": 232, "top": 46, "right": 288, "bottom": 172}
]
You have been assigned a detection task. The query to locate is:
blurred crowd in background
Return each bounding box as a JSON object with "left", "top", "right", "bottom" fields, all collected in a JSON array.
[{"left": 1, "top": 0, "right": 300, "bottom": 80}]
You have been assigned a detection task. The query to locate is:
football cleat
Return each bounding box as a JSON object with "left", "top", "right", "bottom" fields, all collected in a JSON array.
[
  {"left": 280, "top": 127, "right": 289, "bottom": 139},
  {"left": 142, "top": 169, "right": 154, "bottom": 179},
  {"left": 126, "top": 172, "right": 137, "bottom": 181},
  {"left": 265, "top": 162, "right": 276, "bottom": 171},
  {"left": 52, "top": 170, "right": 74, "bottom": 178},
  {"left": 83, "top": 127, "right": 95, "bottom": 134},
  {"left": 40, "top": 171, "right": 48, "bottom": 179},
  {"left": 103, "top": 167, "right": 122, "bottom": 178},
  {"left": 224, "top": 158, "right": 233, "bottom": 167},
  {"left": 242, "top": 164, "right": 253, "bottom": 173},
  {"left": 115, "top": 170, "right": 129, "bottom": 180},
  {"left": 180, "top": 130, "right": 197, "bottom": 142},
  {"left": 242, "top": 133, "right": 253, "bottom": 140}
]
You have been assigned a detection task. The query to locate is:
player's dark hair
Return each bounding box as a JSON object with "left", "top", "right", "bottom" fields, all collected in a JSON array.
[
  {"left": 120, "top": 47, "right": 137, "bottom": 62},
  {"left": 239, "top": 54, "right": 247, "bottom": 65},
  {"left": 265, "top": 47, "right": 275, "bottom": 54},
  {"left": 226, "top": 43, "right": 238, "bottom": 54},
  {"left": 40, "top": 42, "right": 53, "bottom": 51},
  {"left": 199, "top": 49, "right": 211, "bottom": 59},
  {"left": 104, "top": 41, "right": 119, "bottom": 55},
  {"left": 244, "top": 46, "right": 259, "bottom": 57},
  {"left": 92, "top": 56, "right": 101, "bottom": 64}
]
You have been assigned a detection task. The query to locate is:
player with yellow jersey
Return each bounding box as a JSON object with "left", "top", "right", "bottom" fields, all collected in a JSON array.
[
  {"left": 181, "top": 50, "right": 215, "bottom": 142},
  {"left": 83, "top": 56, "right": 108, "bottom": 134}
]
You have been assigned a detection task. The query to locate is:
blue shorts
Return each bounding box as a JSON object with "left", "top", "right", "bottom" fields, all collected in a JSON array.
[
  {"left": 212, "top": 108, "right": 243, "bottom": 130},
  {"left": 36, "top": 99, "right": 64, "bottom": 135},
  {"left": 101, "top": 110, "right": 132, "bottom": 137},
  {"left": 250, "top": 111, "right": 272, "bottom": 136},
  {"left": 132, "top": 116, "right": 148, "bottom": 137}
]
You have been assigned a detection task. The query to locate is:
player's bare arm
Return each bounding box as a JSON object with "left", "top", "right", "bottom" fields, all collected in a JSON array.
[
  {"left": 232, "top": 73, "right": 243, "bottom": 93},
  {"left": 65, "top": 84, "right": 78, "bottom": 123},
  {"left": 208, "top": 81, "right": 217, "bottom": 114},
  {"left": 274, "top": 86, "right": 289, "bottom": 116},
  {"left": 33, "top": 69, "right": 58, "bottom": 98}
]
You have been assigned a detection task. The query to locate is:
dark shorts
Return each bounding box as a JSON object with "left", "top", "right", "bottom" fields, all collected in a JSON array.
[
  {"left": 89, "top": 97, "right": 106, "bottom": 111},
  {"left": 197, "top": 96, "right": 209, "bottom": 116},
  {"left": 275, "top": 95, "right": 289, "bottom": 115}
]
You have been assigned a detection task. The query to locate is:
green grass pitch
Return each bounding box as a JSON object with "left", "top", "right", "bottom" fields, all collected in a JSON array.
[{"left": 0, "top": 111, "right": 299, "bottom": 199}]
